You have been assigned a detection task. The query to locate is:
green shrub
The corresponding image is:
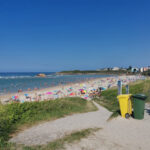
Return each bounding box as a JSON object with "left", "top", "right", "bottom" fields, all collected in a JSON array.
[{"left": 0, "top": 97, "right": 97, "bottom": 143}]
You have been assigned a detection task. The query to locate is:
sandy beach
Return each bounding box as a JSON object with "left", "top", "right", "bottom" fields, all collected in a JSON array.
[{"left": 0, "top": 75, "right": 145, "bottom": 104}]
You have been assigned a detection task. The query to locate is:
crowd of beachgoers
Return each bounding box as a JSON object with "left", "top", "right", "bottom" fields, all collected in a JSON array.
[{"left": 0, "top": 75, "right": 145, "bottom": 104}]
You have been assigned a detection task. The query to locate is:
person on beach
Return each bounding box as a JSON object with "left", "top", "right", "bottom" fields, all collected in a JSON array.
[
  {"left": 25, "top": 94, "right": 31, "bottom": 101},
  {"left": 28, "top": 88, "right": 31, "bottom": 91},
  {"left": 34, "top": 87, "right": 39, "bottom": 90},
  {"left": 18, "top": 89, "right": 22, "bottom": 93}
]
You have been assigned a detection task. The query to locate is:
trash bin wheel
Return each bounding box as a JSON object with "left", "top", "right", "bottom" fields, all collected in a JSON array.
[{"left": 125, "top": 113, "right": 130, "bottom": 119}]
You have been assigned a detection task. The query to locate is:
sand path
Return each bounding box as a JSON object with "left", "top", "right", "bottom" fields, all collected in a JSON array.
[
  {"left": 65, "top": 103, "right": 150, "bottom": 150},
  {"left": 10, "top": 102, "right": 150, "bottom": 150},
  {"left": 10, "top": 101, "right": 111, "bottom": 146}
]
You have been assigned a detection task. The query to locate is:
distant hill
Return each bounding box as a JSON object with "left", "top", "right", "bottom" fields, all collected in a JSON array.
[{"left": 57, "top": 70, "right": 131, "bottom": 75}]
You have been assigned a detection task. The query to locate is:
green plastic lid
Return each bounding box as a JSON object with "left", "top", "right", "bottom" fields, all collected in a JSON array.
[{"left": 132, "top": 94, "right": 147, "bottom": 100}]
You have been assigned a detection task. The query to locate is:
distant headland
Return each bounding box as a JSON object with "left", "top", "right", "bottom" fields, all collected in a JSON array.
[
  {"left": 57, "top": 66, "right": 150, "bottom": 76},
  {"left": 57, "top": 70, "right": 129, "bottom": 75}
]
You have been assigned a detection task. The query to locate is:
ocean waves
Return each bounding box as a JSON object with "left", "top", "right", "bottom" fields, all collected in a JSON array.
[
  {"left": 0, "top": 75, "right": 64, "bottom": 80},
  {"left": 0, "top": 72, "right": 57, "bottom": 79},
  {"left": 0, "top": 76, "right": 33, "bottom": 79}
]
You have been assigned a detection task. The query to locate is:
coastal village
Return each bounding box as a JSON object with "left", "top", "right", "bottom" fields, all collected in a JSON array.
[{"left": 97, "top": 66, "right": 150, "bottom": 73}]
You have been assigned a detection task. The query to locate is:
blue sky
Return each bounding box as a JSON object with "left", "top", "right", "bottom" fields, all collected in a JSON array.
[{"left": 0, "top": 0, "right": 150, "bottom": 72}]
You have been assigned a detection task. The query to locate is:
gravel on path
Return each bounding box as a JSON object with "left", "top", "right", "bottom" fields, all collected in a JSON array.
[
  {"left": 65, "top": 103, "right": 150, "bottom": 150},
  {"left": 10, "top": 101, "right": 111, "bottom": 146}
]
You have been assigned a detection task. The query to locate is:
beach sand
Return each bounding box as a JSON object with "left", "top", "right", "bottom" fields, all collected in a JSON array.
[{"left": 0, "top": 75, "right": 144, "bottom": 104}]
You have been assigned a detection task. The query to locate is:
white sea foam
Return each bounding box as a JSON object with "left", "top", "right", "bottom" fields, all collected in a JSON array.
[
  {"left": 0, "top": 74, "right": 59, "bottom": 79},
  {"left": 0, "top": 76, "right": 33, "bottom": 79}
]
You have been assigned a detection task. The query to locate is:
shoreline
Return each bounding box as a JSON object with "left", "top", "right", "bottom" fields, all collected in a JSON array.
[
  {"left": 0, "top": 74, "right": 112, "bottom": 96},
  {"left": 0, "top": 76, "right": 107, "bottom": 96},
  {"left": 0, "top": 75, "right": 145, "bottom": 104},
  {"left": 0, "top": 77, "right": 106, "bottom": 102},
  {"left": 57, "top": 72, "right": 130, "bottom": 76}
]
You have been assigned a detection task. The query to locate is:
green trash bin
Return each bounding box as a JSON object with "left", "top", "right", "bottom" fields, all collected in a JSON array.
[{"left": 132, "top": 94, "right": 147, "bottom": 119}]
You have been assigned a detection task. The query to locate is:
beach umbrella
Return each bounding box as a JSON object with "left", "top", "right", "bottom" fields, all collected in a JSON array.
[
  {"left": 101, "top": 87, "right": 106, "bottom": 90},
  {"left": 12, "top": 96, "right": 15, "bottom": 100},
  {"left": 46, "top": 92, "right": 53, "bottom": 95},
  {"left": 79, "top": 89, "right": 83, "bottom": 91},
  {"left": 70, "top": 92, "right": 75, "bottom": 96},
  {"left": 25, "top": 94, "right": 28, "bottom": 97},
  {"left": 15, "top": 96, "right": 18, "bottom": 99}
]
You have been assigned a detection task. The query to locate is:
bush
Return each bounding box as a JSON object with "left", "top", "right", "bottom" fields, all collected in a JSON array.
[
  {"left": 142, "top": 70, "right": 150, "bottom": 76},
  {"left": 0, "top": 97, "right": 96, "bottom": 142}
]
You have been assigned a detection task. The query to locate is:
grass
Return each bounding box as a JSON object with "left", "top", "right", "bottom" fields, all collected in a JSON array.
[
  {"left": 37, "top": 128, "right": 100, "bottom": 150},
  {"left": 0, "top": 97, "right": 97, "bottom": 147},
  {"left": 94, "top": 79, "right": 150, "bottom": 118},
  {"left": 59, "top": 70, "right": 133, "bottom": 75},
  {"left": 0, "top": 128, "right": 100, "bottom": 150}
]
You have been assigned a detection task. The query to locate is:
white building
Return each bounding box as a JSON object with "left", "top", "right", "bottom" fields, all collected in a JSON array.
[
  {"left": 96, "top": 68, "right": 108, "bottom": 71},
  {"left": 112, "top": 67, "right": 120, "bottom": 71},
  {"left": 140, "top": 67, "right": 144, "bottom": 72}
]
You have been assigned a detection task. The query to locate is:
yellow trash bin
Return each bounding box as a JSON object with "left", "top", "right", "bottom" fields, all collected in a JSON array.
[{"left": 117, "top": 94, "right": 132, "bottom": 118}]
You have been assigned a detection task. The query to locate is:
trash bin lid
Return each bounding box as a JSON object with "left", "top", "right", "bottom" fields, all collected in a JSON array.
[
  {"left": 132, "top": 94, "right": 147, "bottom": 100},
  {"left": 117, "top": 94, "right": 132, "bottom": 99}
]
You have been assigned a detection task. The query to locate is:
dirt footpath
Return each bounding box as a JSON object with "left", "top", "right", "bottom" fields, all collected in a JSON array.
[
  {"left": 10, "top": 102, "right": 150, "bottom": 150},
  {"left": 10, "top": 101, "right": 111, "bottom": 146},
  {"left": 65, "top": 103, "right": 150, "bottom": 150}
]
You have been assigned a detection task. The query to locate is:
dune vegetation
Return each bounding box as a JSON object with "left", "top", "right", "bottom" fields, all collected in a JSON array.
[{"left": 0, "top": 97, "right": 97, "bottom": 149}]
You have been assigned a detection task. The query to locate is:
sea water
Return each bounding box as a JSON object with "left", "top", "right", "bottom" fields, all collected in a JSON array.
[{"left": 0, "top": 72, "right": 112, "bottom": 95}]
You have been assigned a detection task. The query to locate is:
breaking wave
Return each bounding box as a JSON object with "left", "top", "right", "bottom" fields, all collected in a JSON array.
[{"left": 0, "top": 76, "right": 33, "bottom": 79}]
